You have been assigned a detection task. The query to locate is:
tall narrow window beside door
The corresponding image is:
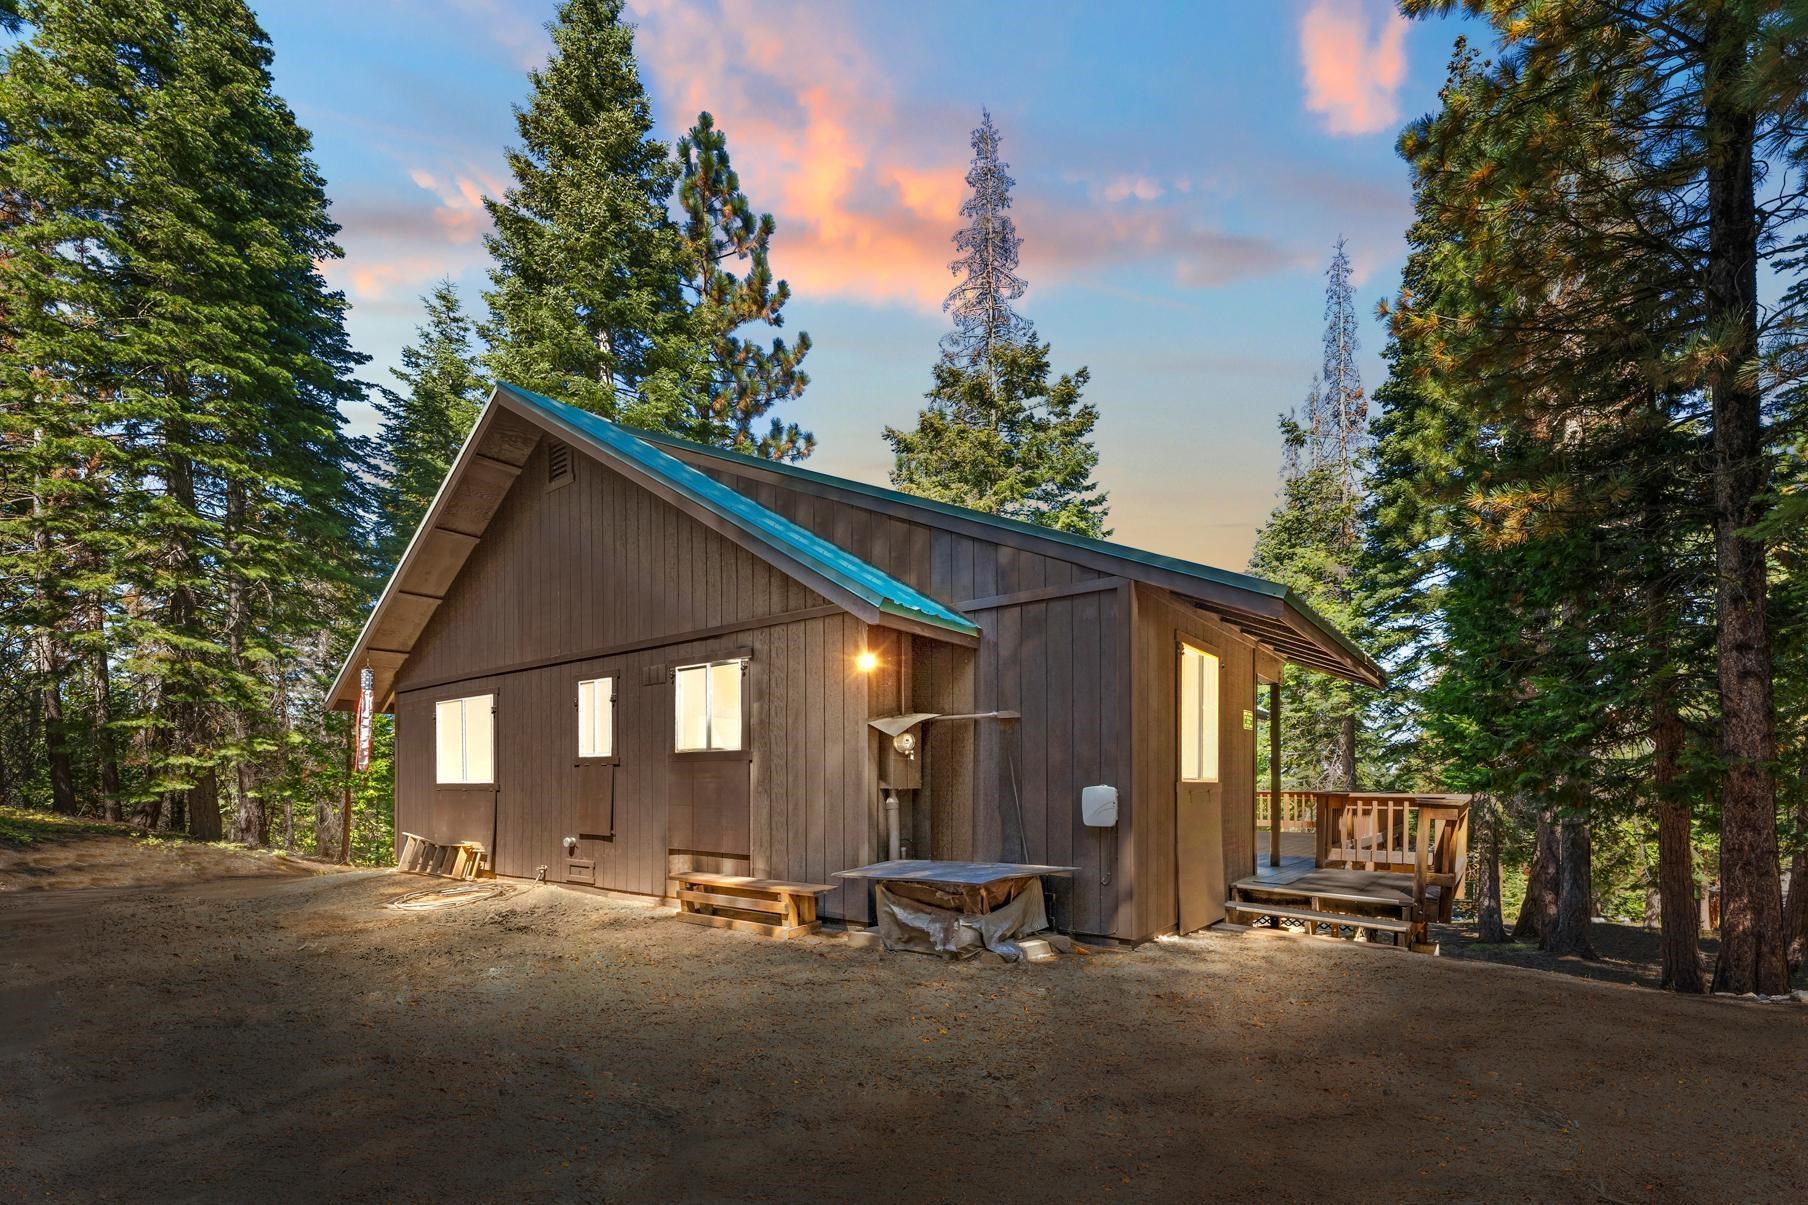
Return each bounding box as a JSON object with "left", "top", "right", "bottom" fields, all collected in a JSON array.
[
  {"left": 435, "top": 694, "right": 494, "bottom": 784},
  {"left": 577, "top": 676, "right": 615, "bottom": 758},
  {"left": 1179, "top": 644, "right": 1219, "bottom": 782},
  {"left": 674, "top": 659, "right": 744, "bottom": 752}
]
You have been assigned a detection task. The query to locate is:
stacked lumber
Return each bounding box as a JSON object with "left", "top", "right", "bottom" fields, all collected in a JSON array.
[{"left": 399, "top": 832, "right": 489, "bottom": 881}]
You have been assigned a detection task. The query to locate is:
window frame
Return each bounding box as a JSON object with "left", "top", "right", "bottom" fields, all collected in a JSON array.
[
  {"left": 434, "top": 693, "right": 496, "bottom": 786},
  {"left": 1178, "top": 641, "right": 1221, "bottom": 784},
  {"left": 672, "top": 657, "right": 749, "bottom": 756},
  {"left": 575, "top": 675, "right": 618, "bottom": 764}
]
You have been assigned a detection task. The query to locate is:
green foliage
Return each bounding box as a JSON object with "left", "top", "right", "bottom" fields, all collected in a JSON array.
[
  {"left": 1371, "top": 7, "right": 1808, "bottom": 983},
  {"left": 887, "top": 112, "right": 1106, "bottom": 537},
  {"left": 1250, "top": 240, "right": 1375, "bottom": 789},
  {"left": 348, "top": 713, "right": 394, "bottom": 866},
  {"left": 885, "top": 338, "right": 1108, "bottom": 537},
  {"left": 480, "top": 0, "right": 688, "bottom": 428},
  {"left": 674, "top": 111, "right": 813, "bottom": 461},
  {"left": 372, "top": 281, "right": 487, "bottom": 572},
  {"left": 0, "top": 803, "right": 124, "bottom": 846},
  {"left": 0, "top": 0, "right": 367, "bottom": 844}
]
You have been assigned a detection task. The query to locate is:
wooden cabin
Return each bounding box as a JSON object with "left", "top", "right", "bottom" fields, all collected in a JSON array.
[{"left": 329, "top": 383, "right": 1383, "bottom": 942}]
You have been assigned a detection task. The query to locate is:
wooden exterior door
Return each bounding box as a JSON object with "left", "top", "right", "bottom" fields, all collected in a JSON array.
[{"left": 1176, "top": 638, "right": 1225, "bottom": 933}]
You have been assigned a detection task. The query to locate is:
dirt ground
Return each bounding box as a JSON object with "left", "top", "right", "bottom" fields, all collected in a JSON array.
[{"left": 2, "top": 836, "right": 1805, "bottom": 1204}]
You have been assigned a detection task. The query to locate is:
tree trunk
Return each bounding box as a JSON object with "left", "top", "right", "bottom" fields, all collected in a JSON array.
[
  {"left": 35, "top": 672, "right": 77, "bottom": 815},
  {"left": 1703, "top": 13, "right": 1790, "bottom": 996},
  {"left": 1545, "top": 815, "right": 1596, "bottom": 959},
  {"left": 1786, "top": 787, "right": 1807, "bottom": 973},
  {"left": 187, "top": 768, "right": 222, "bottom": 842},
  {"left": 223, "top": 479, "right": 263, "bottom": 849},
  {"left": 90, "top": 624, "right": 121, "bottom": 822},
  {"left": 1653, "top": 688, "right": 1706, "bottom": 992},
  {"left": 1474, "top": 796, "right": 1508, "bottom": 943},
  {"left": 339, "top": 715, "right": 354, "bottom": 865},
  {"left": 1513, "top": 805, "right": 1558, "bottom": 943}
]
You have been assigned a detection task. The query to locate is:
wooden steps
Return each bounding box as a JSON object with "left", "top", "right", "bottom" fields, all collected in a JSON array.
[
  {"left": 1224, "top": 899, "right": 1410, "bottom": 934},
  {"left": 669, "top": 871, "right": 834, "bottom": 940}
]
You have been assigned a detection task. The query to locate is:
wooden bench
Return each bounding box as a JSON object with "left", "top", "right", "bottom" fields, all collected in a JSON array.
[
  {"left": 669, "top": 871, "right": 835, "bottom": 940},
  {"left": 399, "top": 832, "right": 489, "bottom": 881}
]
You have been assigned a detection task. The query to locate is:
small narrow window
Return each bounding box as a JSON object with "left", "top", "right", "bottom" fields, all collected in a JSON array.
[
  {"left": 577, "top": 676, "right": 615, "bottom": 758},
  {"left": 674, "top": 659, "right": 744, "bottom": 752},
  {"left": 546, "top": 439, "right": 573, "bottom": 489},
  {"left": 1179, "top": 643, "right": 1219, "bottom": 783},
  {"left": 435, "top": 694, "right": 495, "bottom": 784}
]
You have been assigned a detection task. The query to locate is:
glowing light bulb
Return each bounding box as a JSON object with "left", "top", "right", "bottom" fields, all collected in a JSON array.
[{"left": 855, "top": 650, "right": 879, "bottom": 673}]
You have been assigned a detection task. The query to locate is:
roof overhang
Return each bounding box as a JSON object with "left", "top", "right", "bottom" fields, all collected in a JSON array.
[
  {"left": 629, "top": 429, "right": 1386, "bottom": 689},
  {"left": 330, "top": 386, "right": 981, "bottom": 712}
]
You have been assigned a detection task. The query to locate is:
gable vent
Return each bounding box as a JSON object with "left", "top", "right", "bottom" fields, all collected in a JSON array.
[{"left": 546, "top": 440, "right": 573, "bottom": 489}]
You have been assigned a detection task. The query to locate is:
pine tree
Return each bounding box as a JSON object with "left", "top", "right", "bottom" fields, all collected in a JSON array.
[
  {"left": 1319, "top": 237, "right": 1366, "bottom": 510},
  {"left": 481, "top": 0, "right": 686, "bottom": 427},
  {"left": 1380, "top": 6, "right": 1808, "bottom": 989},
  {"left": 0, "top": 0, "right": 366, "bottom": 844},
  {"left": 1249, "top": 239, "right": 1376, "bottom": 790},
  {"left": 372, "top": 281, "right": 487, "bottom": 571},
  {"left": 886, "top": 111, "right": 1107, "bottom": 536},
  {"left": 673, "top": 112, "right": 813, "bottom": 461},
  {"left": 940, "top": 110, "right": 1032, "bottom": 370},
  {"left": 885, "top": 339, "right": 1108, "bottom": 536}
]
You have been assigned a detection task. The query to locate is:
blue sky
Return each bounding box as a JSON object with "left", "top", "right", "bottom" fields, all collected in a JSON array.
[{"left": 258, "top": 0, "right": 1479, "bottom": 568}]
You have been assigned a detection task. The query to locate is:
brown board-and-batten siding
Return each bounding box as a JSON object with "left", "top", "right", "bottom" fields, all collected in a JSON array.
[
  {"left": 1127, "top": 581, "right": 1259, "bottom": 940},
  {"left": 691, "top": 461, "right": 1141, "bottom": 939},
  {"left": 392, "top": 439, "right": 882, "bottom": 921}
]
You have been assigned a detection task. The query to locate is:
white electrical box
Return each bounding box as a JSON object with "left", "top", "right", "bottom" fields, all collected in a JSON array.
[{"left": 1081, "top": 784, "right": 1118, "bottom": 827}]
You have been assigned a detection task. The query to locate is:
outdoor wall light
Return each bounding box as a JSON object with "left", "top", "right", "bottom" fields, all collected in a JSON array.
[{"left": 855, "top": 650, "right": 879, "bottom": 673}]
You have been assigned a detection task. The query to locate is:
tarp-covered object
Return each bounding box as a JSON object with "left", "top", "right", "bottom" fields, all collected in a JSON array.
[{"left": 873, "top": 877, "right": 1050, "bottom": 960}]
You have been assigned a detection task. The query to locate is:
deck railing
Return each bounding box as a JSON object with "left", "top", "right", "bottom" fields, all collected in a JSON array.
[
  {"left": 1258, "top": 790, "right": 1472, "bottom": 881},
  {"left": 1315, "top": 793, "right": 1471, "bottom": 888},
  {"left": 1255, "top": 790, "right": 1329, "bottom": 831}
]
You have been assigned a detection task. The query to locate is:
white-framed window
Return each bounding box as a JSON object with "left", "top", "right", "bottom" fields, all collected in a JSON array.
[
  {"left": 577, "top": 676, "right": 615, "bottom": 759},
  {"left": 1179, "top": 643, "right": 1220, "bottom": 783},
  {"left": 674, "top": 659, "right": 744, "bottom": 752},
  {"left": 435, "top": 694, "right": 494, "bottom": 784}
]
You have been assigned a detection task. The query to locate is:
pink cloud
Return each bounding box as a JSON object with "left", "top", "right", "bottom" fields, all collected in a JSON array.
[
  {"left": 627, "top": 0, "right": 963, "bottom": 307},
  {"left": 627, "top": 0, "right": 1297, "bottom": 310},
  {"left": 1299, "top": 0, "right": 1409, "bottom": 137},
  {"left": 406, "top": 165, "right": 505, "bottom": 246}
]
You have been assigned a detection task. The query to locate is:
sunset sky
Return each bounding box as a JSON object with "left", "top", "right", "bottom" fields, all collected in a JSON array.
[{"left": 261, "top": 0, "right": 1481, "bottom": 569}]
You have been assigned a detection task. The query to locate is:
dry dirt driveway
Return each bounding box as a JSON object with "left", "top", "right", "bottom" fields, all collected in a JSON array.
[{"left": 1, "top": 841, "right": 1804, "bottom": 1203}]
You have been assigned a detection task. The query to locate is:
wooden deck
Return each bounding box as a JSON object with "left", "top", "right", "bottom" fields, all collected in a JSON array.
[{"left": 1235, "top": 806, "right": 1469, "bottom": 950}]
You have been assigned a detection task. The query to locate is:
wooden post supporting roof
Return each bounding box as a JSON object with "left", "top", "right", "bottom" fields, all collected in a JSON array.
[{"left": 1268, "top": 680, "right": 1282, "bottom": 869}]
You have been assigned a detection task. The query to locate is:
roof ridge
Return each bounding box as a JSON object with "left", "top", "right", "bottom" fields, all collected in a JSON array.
[
  {"left": 622, "top": 419, "right": 1293, "bottom": 602},
  {"left": 492, "top": 383, "right": 980, "bottom": 638}
]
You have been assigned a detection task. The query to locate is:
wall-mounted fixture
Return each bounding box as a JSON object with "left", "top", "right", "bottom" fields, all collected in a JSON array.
[
  {"left": 854, "top": 650, "right": 879, "bottom": 673},
  {"left": 1081, "top": 784, "right": 1118, "bottom": 827},
  {"left": 870, "top": 712, "right": 937, "bottom": 791}
]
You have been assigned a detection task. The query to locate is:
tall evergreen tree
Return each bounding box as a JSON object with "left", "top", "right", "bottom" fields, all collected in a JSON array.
[
  {"left": 673, "top": 111, "right": 812, "bottom": 461},
  {"left": 481, "top": 0, "right": 686, "bottom": 427},
  {"left": 885, "top": 338, "right": 1108, "bottom": 535},
  {"left": 940, "top": 110, "right": 1033, "bottom": 369},
  {"left": 1388, "top": 3, "right": 1808, "bottom": 992},
  {"left": 886, "top": 111, "right": 1107, "bottom": 536},
  {"left": 372, "top": 281, "right": 487, "bottom": 571},
  {"left": 0, "top": 0, "right": 366, "bottom": 844},
  {"left": 1250, "top": 240, "right": 1376, "bottom": 790}
]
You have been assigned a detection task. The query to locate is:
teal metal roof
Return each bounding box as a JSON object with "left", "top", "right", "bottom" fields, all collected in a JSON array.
[
  {"left": 493, "top": 383, "right": 981, "bottom": 639},
  {"left": 623, "top": 421, "right": 1381, "bottom": 684}
]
